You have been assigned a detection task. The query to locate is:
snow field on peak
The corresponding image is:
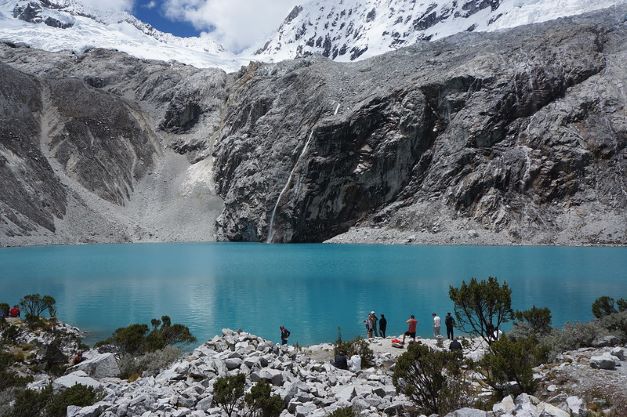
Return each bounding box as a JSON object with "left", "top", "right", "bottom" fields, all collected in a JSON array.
[
  {"left": 0, "top": 0, "right": 245, "bottom": 71},
  {"left": 256, "top": 0, "right": 626, "bottom": 63}
]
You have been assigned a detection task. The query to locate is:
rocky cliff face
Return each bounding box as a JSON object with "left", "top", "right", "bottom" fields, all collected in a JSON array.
[
  {"left": 0, "top": 7, "right": 625, "bottom": 246},
  {"left": 215, "top": 10, "right": 626, "bottom": 244}
]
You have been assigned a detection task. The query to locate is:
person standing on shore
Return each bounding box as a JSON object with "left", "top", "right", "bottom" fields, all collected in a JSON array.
[
  {"left": 279, "top": 325, "right": 290, "bottom": 345},
  {"left": 364, "top": 317, "right": 373, "bottom": 339},
  {"left": 445, "top": 312, "right": 455, "bottom": 340},
  {"left": 432, "top": 313, "right": 441, "bottom": 337},
  {"left": 369, "top": 311, "right": 379, "bottom": 337},
  {"left": 379, "top": 314, "right": 387, "bottom": 338},
  {"left": 402, "top": 315, "right": 417, "bottom": 344}
]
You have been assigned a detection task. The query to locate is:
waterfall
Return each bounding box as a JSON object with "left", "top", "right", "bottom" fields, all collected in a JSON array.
[{"left": 266, "top": 128, "right": 316, "bottom": 243}]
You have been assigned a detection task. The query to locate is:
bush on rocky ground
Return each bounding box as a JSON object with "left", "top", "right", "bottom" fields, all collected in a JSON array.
[
  {"left": 8, "top": 384, "right": 101, "bottom": 417},
  {"left": 592, "top": 296, "right": 627, "bottom": 319},
  {"left": 0, "top": 303, "right": 9, "bottom": 317},
  {"left": 244, "top": 380, "right": 283, "bottom": 417},
  {"left": 327, "top": 407, "right": 355, "bottom": 417},
  {"left": 333, "top": 336, "right": 375, "bottom": 368},
  {"left": 538, "top": 310, "right": 627, "bottom": 361},
  {"left": 96, "top": 315, "right": 195, "bottom": 355},
  {"left": 213, "top": 373, "right": 246, "bottom": 417},
  {"left": 393, "top": 342, "right": 470, "bottom": 415},
  {"left": 0, "top": 351, "right": 32, "bottom": 391},
  {"left": 479, "top": 336, "right": 542, "bottom": 399},
  {"left": 512, "top": 306, "right": 552, "bottom": 338},
  {"left": 118, "top": 345, "right": 182, "bottom": 380}
]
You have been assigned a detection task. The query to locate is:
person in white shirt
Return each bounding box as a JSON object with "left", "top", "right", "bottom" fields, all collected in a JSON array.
[{"left": 432, "top": 313, "right": 441, "bottom": 337}]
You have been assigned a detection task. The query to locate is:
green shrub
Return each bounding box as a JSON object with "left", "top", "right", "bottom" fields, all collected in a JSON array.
[
  {"left": 19, "top": 294, "right": 56, "bottom": 319},
  {"left": 539, "top": 321, "right": 606, "bottom": 360},
  {"left": 9, "top": 384, "right": 101, "bottom": 417},
  {"left": 244, "top": 381, "right": 284, "bottom": 417},
  {"left": 480, "top": 336, "right": 540, "bottom": 398},
  {"left": 11, "top": 386, "right": 52, "bottom": 417},
  {"left": 513, "top": 306, "right": 552, "bottom": 336},
  {"left": 42, "top": 340, "right": 68, "bottom": 376},
  {"left": 592, "top": 296, "right": 618, "bottom": 319},
  {"left": 327, "top": 407, "right": 355, "bottom": 417},
  {"left": 0, "top": 369, "right": 33, "bottom": 390},
  {"left": 25, "top": 315, "right": 49, "bottom": 331},
  {"left": 213, "top": 374, "right": 246, "bottom": 417},
  {"left": 2, "top": 324, "right": 19, "bottom": 341},
  {"left": 0, "top": 303, "right": 9, "bottom": 317},
  {"left": 333, "top": 336, "right": 374, "bottom": 368},
  {"left": 96, "top": 317, "right": 195, "bottom": 355},
  {"left": 393, "top": 342, "right": 469, "bottom": 415},
  {"left": 618, "top": 299, "right": 627, "bottom": 312},
  {"left": 47, "top": 384, "right": 101, "bottom": 417},
  {"left": 598, "top": 310, "right": 627, "bottom": 338},
  {"left": 119, "top": 346, "right": 182, "bottom": 379},
  {"left": 449, "top": 277, "right": 513, "bottom": 344}
]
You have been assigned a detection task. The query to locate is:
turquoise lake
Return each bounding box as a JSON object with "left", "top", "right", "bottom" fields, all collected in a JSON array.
[{"left": 0, "top": 243, "right": 625, "bottom": 346}]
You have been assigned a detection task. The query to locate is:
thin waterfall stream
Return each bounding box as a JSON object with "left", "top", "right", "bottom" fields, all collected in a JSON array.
[{"left": 266, "top": 129, "right": 316, "bottom": 243}]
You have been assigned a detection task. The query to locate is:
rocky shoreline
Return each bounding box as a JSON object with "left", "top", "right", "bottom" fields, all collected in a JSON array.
[{"left": 6, "top": 324, "right": 624, "bottom": 417}]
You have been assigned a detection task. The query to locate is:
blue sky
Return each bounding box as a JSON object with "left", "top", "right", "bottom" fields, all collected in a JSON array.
[
  {"left": 133, "top": 0, "right": 202, "bottom": 38},
  {"left": 128, "top": 0, "right": 302, "bottom": 52}
]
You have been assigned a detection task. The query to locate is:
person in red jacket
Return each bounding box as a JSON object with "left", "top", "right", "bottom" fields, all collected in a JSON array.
[{"left": 9, "top": 305, "right": 20, "bottom": 318}]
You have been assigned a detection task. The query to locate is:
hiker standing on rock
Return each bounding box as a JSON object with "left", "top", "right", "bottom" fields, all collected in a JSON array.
[
  {"left": 432, "top": 312, "right": 441, "bottom": 337},
  {"left": 369, "top": 311, "right": 379, "bottom": 337},
  {"left": 445, "top": 312, "right": 455, "bottom": 340},
  {"left": 364, "top": 316, "right": 373, "bottom": 339},
  {"left": 402, "top": 315, "right": 418, "bottom": 344},
  {"left": 379, "top": 313, "right": 387, "bottom": 338},
  {"left": 279, "top": 325, "right": 290, "bottom": 345}
]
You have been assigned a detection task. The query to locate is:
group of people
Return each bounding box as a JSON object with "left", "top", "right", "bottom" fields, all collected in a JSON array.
[
  {"left": 400, "top": 312, "right": 462, "bottom": 352},
  {"left": 430, "top": 312, "right": 456, "bottom": 340},
  {"left": 0, "top": 305, "right": 20, "bottom": 318},
  {"left": 280, "top": 310, "right": 465, "bottom": 354},
  {"left": 364, "top": 311, "right": 387, "bottom": 338}
]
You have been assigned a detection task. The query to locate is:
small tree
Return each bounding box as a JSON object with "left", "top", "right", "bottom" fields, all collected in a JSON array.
[
  {"left": 393, "top": 343, "right": 468, "bottom": 415},
  {"left": 480, "top": 336, "right": 540, "bottom": 398},
  {"left": 19, "top": 294, "right": 56, "bottom": 319},
  {"left": 592, "top": 296, "right": 624, "bottom": 319},
  {"left": 449, "top": 277, "right": 513, "bottom": 344},
  {"left": 244, "top": 380, "right": 283, "bottom": 417},
  {"left": 213, "top": 374, "right": 245, "bottom": 417},
  {"left": 513, "top": 306, "right": 552, "bottom": 336}
]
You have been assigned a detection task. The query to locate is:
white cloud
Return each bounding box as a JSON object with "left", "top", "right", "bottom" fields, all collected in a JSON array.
[
  {"left": 144, "top": 0, "right": 158, "bottom": 9},
  {"left": 163, "top": 0, "right": 304, "bottom": 52},
  {"left": 81, "top": 0, "right": 135, "bottom": 12}
]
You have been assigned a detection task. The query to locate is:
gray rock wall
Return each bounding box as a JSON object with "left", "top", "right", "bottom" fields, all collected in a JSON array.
[{"left": 214, "top": 12, "right": 626, "bottom": 244}]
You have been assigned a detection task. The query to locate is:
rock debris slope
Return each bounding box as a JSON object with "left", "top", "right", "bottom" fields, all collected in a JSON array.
[
  {"left": 0, "top": 7, "right": 625, "bottom": 246},
  {"left": 0, "top": 47, "right": 227, "bottom": 245},
  {"left": 215, "top": 9, "right": 627, "bottom": 244}
]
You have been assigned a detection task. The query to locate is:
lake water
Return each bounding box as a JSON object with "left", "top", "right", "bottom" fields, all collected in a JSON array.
[{"left": 0, "top": 243, "right": 625, "bottom": 346}]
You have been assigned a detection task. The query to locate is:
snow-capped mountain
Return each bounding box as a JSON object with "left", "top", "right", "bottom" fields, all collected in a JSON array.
[
  {"left": 0, "top": 0, "right": 624, "bottom": 71},
  {"left": 255, "top": 0, "right": 625, "bottom": 62},
  {"left": 0, "top": 0, "right": 245, "bottom": 70}
]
